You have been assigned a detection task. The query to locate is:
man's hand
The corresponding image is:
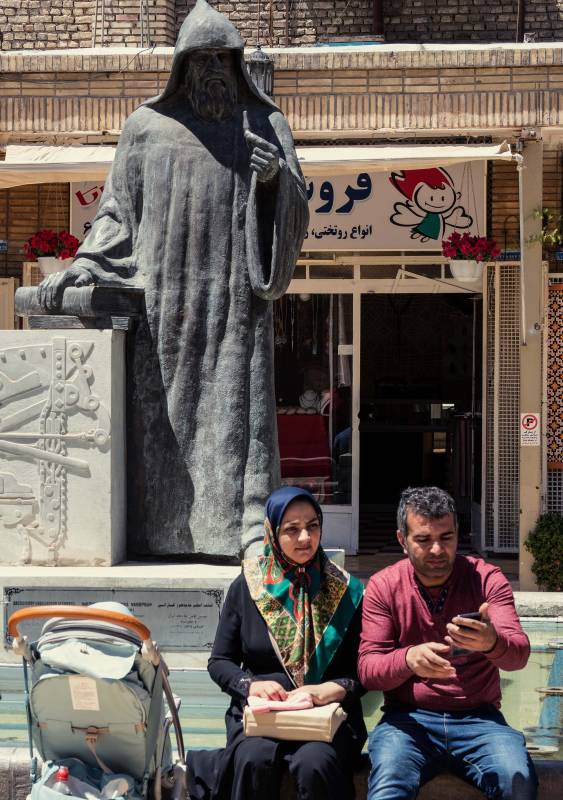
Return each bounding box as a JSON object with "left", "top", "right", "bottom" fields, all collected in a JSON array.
[
  {"left": 445, "top": 602, "right": 498, "bottom": 653},
  {"left": 288, "top": 681, "right": 346, "bottom": 706},
  {"left": 248, "top": 680, "right": 288, "bottom": 701},
  {"left": 243, "top": 110, "right": 280, "bottom": 183},
  {"left": 38, "top": 265, "right": 93, "bottom": 311},
  {"left": 405, "top": 642, "right": 456, "bottom": 679}
]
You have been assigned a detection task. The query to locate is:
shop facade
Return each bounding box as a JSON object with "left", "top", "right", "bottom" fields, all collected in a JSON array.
[{"left": 0, "top": 41, "right": 561, "bottom": 586}]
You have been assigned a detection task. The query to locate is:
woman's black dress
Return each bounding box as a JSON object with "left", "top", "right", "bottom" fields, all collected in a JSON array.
[{"left": 187, "top": 574, "right": 367, "bottom": 800}]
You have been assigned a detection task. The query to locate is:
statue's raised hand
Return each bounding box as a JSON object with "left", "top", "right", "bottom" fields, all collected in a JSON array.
[
  {"left": 243, "top": 109, "right": 280, "bottom": 183},
  {"left": 38, "top": 264, "right": 94, "bottom": 311}
]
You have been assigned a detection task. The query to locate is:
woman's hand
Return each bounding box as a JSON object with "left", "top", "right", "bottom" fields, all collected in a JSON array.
[
  {"left": 288, "top": 682, "right": 346, "bottom": 706},
  {"left": 248, "top": 680, "right": 288, "bottom": 701}
]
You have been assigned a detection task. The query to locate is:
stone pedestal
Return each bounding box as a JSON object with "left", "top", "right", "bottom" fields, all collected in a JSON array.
[{"left": 0, "top": 329, "right": 125, "bottom": 566}]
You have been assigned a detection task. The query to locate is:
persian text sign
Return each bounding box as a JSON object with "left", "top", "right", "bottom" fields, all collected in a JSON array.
[
  {"left": 4, "top": 586, "right": 223, "bottom": 650},
  {"left": 70, "top": 182, "right": 105, "bottom": 243},
  {"left": 520, "top": 413, "right": 541, "bottom": 447},
  {"left": 303, "top": 162, "right": 485, "bottom": 251}
]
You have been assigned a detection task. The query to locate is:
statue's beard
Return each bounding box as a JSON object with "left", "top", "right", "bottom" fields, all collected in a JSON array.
[{"left": 187, "top": 75, "right": 237, "bottom": 122}]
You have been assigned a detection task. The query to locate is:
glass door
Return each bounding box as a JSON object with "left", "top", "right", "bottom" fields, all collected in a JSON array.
[{"left": 273, "top": 293, "right": 356, "bottom": 551}]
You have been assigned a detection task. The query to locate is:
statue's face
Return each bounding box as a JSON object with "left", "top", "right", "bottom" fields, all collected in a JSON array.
[{"left": 185, "top": 48, "right": 238, "bottom": 121}]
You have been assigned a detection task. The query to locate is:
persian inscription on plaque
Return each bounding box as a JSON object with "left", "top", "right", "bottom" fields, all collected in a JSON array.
[{"left": 4, "top": 586, "right": 223, "bottom": 650}]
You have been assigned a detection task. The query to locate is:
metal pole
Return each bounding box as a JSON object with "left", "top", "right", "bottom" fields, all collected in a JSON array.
[
  {"left": 373, "top": 0, "right": 384, "bottom": 37},
  {"left": 92, "top": 0, "right": 99, "bottom": 47},
  {"left": 100, "top": 0, "right": 105, "bottom": 47},
  {"left": 516, "top": 0, "right": 525, "bottom": 42}
]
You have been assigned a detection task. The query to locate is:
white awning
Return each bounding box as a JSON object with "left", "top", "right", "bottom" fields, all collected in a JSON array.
[
  {"left": 0, "top": 145, "right": 115, "bottom": 189},
  {"left": 0, "top": 141, "right": 519, "bottom": 189},
  {"left": 297, "top": 141, "right": 519, "bottom": 175}
]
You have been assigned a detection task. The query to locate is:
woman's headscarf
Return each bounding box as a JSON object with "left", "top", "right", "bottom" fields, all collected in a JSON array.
[{"left": 242, "top": 486, "right": 363, "bottom": 687}]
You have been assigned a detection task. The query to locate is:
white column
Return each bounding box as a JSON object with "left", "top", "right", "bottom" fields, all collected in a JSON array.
[{"left": 518, "top": 138, "right": 544, "bottom": 590}]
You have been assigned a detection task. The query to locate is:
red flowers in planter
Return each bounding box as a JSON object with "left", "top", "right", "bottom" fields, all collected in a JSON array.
[
  {"left": 23, "top": 229, "right": 80, "bottom": 260},
  {"left": 442, "top": 232, "right": 501, "bottom": 263}
]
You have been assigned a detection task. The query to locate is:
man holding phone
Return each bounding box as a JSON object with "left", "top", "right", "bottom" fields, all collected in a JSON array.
[{"left": 358, "top": 486, "right": 537, "bottom": 799}]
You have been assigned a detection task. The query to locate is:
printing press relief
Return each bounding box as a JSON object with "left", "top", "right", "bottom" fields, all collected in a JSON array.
[{"left": 0, "top": 337, "right": 110, "bottom": 563}]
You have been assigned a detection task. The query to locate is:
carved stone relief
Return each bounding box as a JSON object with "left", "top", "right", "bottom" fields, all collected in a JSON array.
[{"left": 0, "top": 335, "right": 113, "bottom": 564}]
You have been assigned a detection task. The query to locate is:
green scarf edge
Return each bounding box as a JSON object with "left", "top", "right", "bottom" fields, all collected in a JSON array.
[{"left": 304, "top": 573, "right": 364, "bottom": 684}]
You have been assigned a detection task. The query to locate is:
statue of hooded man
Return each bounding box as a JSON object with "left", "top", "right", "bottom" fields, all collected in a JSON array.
[{"left": 38, "top": 0, "right": 309, "bottom": 559}]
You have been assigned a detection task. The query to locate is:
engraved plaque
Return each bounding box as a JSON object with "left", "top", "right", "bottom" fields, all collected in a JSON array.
[{"left": 4, "top": 586, "right": 223, "bottom": 650}]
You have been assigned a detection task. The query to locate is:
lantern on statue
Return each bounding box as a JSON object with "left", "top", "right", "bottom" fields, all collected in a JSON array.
[{"left": 246, "top": 45, "right": 274, "bottom": 97}]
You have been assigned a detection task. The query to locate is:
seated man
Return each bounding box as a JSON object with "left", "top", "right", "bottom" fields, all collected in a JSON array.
[{"left": 358, "top": 486, "right": 537, "bottom": 800}]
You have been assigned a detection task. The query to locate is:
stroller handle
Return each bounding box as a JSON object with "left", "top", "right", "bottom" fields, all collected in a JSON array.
[{"left": 8, "top": 605, "right": 151, "bottom": 642}]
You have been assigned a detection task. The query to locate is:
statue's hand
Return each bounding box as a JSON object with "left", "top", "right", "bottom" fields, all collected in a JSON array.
[
  {"left": 38, "top": 265, "right": 94, "bottom": 311},
  {"left": 243, "top": 112, "right": 280, "bottom": 183}
]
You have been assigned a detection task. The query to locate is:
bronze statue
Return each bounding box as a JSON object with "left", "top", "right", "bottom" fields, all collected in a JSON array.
[{"left": 39, "top": 0, "right": 309, "bottom": 559}]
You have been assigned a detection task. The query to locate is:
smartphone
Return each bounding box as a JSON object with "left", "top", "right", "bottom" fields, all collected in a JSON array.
[
  {"left": 457, "top": 611, "right": 481, "bottom": 627},
  {"left": 451, "top": 612, "right": 481, "bottom": 657}
]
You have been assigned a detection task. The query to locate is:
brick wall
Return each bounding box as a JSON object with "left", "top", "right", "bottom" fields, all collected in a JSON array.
[
  {"left": 175, "top": 1, "right": 374, "bottom": 47},
  {"left": 1, "top": 1, "right": 562, "bottom": 50},
  {"left": 490, "top": 143, "right": 562, "bottom": 258},
  {"left": 175, "top": 1, "right": 563, "bottom": 47},
  {"left": 0, "top": 0, "right": 177, "bottom": 50},
  {"left": 520, "top": 0, "right": 563, "bottom": 41},
  {"left": 383, "top": 0, "right": 563, "bottom": 44}
]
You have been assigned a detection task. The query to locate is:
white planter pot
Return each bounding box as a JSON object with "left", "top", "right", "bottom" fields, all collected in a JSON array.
[
  {"left": 449, "top": 258, "right": 483, "bottom": 283},
  {"left": 37, "top": 256, "right": 73, "bottom": 277}
]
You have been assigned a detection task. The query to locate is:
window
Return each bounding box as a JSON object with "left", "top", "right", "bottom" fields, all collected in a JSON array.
[{"left": 274, "top": 294, "right": 353, "bottom": 505}]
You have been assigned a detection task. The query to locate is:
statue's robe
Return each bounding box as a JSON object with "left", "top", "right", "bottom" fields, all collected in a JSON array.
[{"left": 73, "top": 96, "right": 308, "bottom": 558}]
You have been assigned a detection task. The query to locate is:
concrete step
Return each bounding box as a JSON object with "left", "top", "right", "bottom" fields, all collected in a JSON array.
[{"left": 2, "top": 748, "right": 562, "bottom": 800}]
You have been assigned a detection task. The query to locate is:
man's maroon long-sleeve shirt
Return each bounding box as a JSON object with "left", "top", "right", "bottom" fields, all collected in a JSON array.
[{"left": 358, "top": 555, "right": 530, "bottom": 711}]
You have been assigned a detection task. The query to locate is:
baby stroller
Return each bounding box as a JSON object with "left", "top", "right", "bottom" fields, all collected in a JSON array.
[{"left": 8, "top": 602, "right": 189, "bottom": 800}]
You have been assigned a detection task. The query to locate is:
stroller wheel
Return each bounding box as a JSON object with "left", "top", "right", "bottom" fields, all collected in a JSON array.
[{"left": 159, "top": 762, "right": 189, "bottom": 800}]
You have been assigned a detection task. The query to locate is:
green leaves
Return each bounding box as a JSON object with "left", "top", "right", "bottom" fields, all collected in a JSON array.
[{"left": 524, "top": 513, "right": 563, "bottom": 591}]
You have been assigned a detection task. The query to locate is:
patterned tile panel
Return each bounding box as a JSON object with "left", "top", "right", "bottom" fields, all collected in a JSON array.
[{"left": 547, "top": 286, "right": 563, "bottom": 466}]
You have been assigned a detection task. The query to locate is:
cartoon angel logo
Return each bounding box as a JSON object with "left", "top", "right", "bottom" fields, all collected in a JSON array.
[{"left": 389, "top": 168, "right": 473, "bottom": 242}]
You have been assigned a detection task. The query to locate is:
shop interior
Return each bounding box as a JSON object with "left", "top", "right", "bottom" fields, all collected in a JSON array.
[
  {"left": 274, "top": 291, "right": 482, "bottom": 553},
  {"left": 359, "top": 294, "right": 482, "bottom": 551}
]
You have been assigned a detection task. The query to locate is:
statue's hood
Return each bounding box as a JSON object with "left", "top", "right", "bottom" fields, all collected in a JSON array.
[{"left": 144, "top": 0, "right": 277, "bottom": 110}]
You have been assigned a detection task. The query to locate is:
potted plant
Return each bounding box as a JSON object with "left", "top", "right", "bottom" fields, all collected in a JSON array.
[
  {"left": 23, "top": 229, "right": 81, "bottom": 277},
  {"left": 524, "top": 513, "right": 563, "bottom": 591},
  {"left": 442, "top": 232, "right": 501, "bottom": 283},
  {"left": 530, "top": 208, "right": 563, "bottom": 267}
]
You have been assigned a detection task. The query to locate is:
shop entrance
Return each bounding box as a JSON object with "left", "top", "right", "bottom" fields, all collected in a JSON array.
[
  {"left": 273, "top": 270, "right": 484, "bottom": 555},
  {"left": 359, "top": 294, "right": 482, "bottom": 551}
]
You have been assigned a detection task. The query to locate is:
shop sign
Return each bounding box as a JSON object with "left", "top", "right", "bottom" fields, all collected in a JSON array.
[
  {"left": 70, "top": 182, "right": 105, "bottom": 242},
  {"left": 303, "top": 161, "right": 485, "bottom": 251},
  {"left": 520, "top": 412, "right": 540, "bottom": 447},
  {"left": 0, "top": 240, "right": 7, "bottom": 252}
]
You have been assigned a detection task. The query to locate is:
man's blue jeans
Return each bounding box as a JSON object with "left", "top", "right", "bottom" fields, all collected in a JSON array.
[{"left": 367, "top": 705, "right": 538, "bottom": 800}]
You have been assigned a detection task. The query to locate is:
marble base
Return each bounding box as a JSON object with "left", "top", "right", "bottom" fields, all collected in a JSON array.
[
  {"left": 0, "top": 562, "right": 239, "bottom": 667},
  {"left": 0, "top": 556, "right": 348, "bottom": 667},
  {"left": 0, "top": 330, "right": 125, "bottom": 566}
]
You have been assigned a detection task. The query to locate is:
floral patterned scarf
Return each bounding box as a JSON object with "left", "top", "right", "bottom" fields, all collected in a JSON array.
[{"left": 242, "top": 486, "right": 363, "bottom": 687}]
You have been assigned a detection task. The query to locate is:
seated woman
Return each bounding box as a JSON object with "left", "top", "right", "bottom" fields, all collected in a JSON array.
[{"left": 188, "top": 486, "right": 366, "bottom": 800}]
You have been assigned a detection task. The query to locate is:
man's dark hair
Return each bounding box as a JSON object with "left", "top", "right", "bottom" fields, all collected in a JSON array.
[{"left": 397, "top": 486, "right": 457, "bottom": 536}]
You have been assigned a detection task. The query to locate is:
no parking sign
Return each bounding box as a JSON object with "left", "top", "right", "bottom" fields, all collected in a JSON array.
[{"left": 520, "top": 413, "right": 540, "bottom": 446}]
